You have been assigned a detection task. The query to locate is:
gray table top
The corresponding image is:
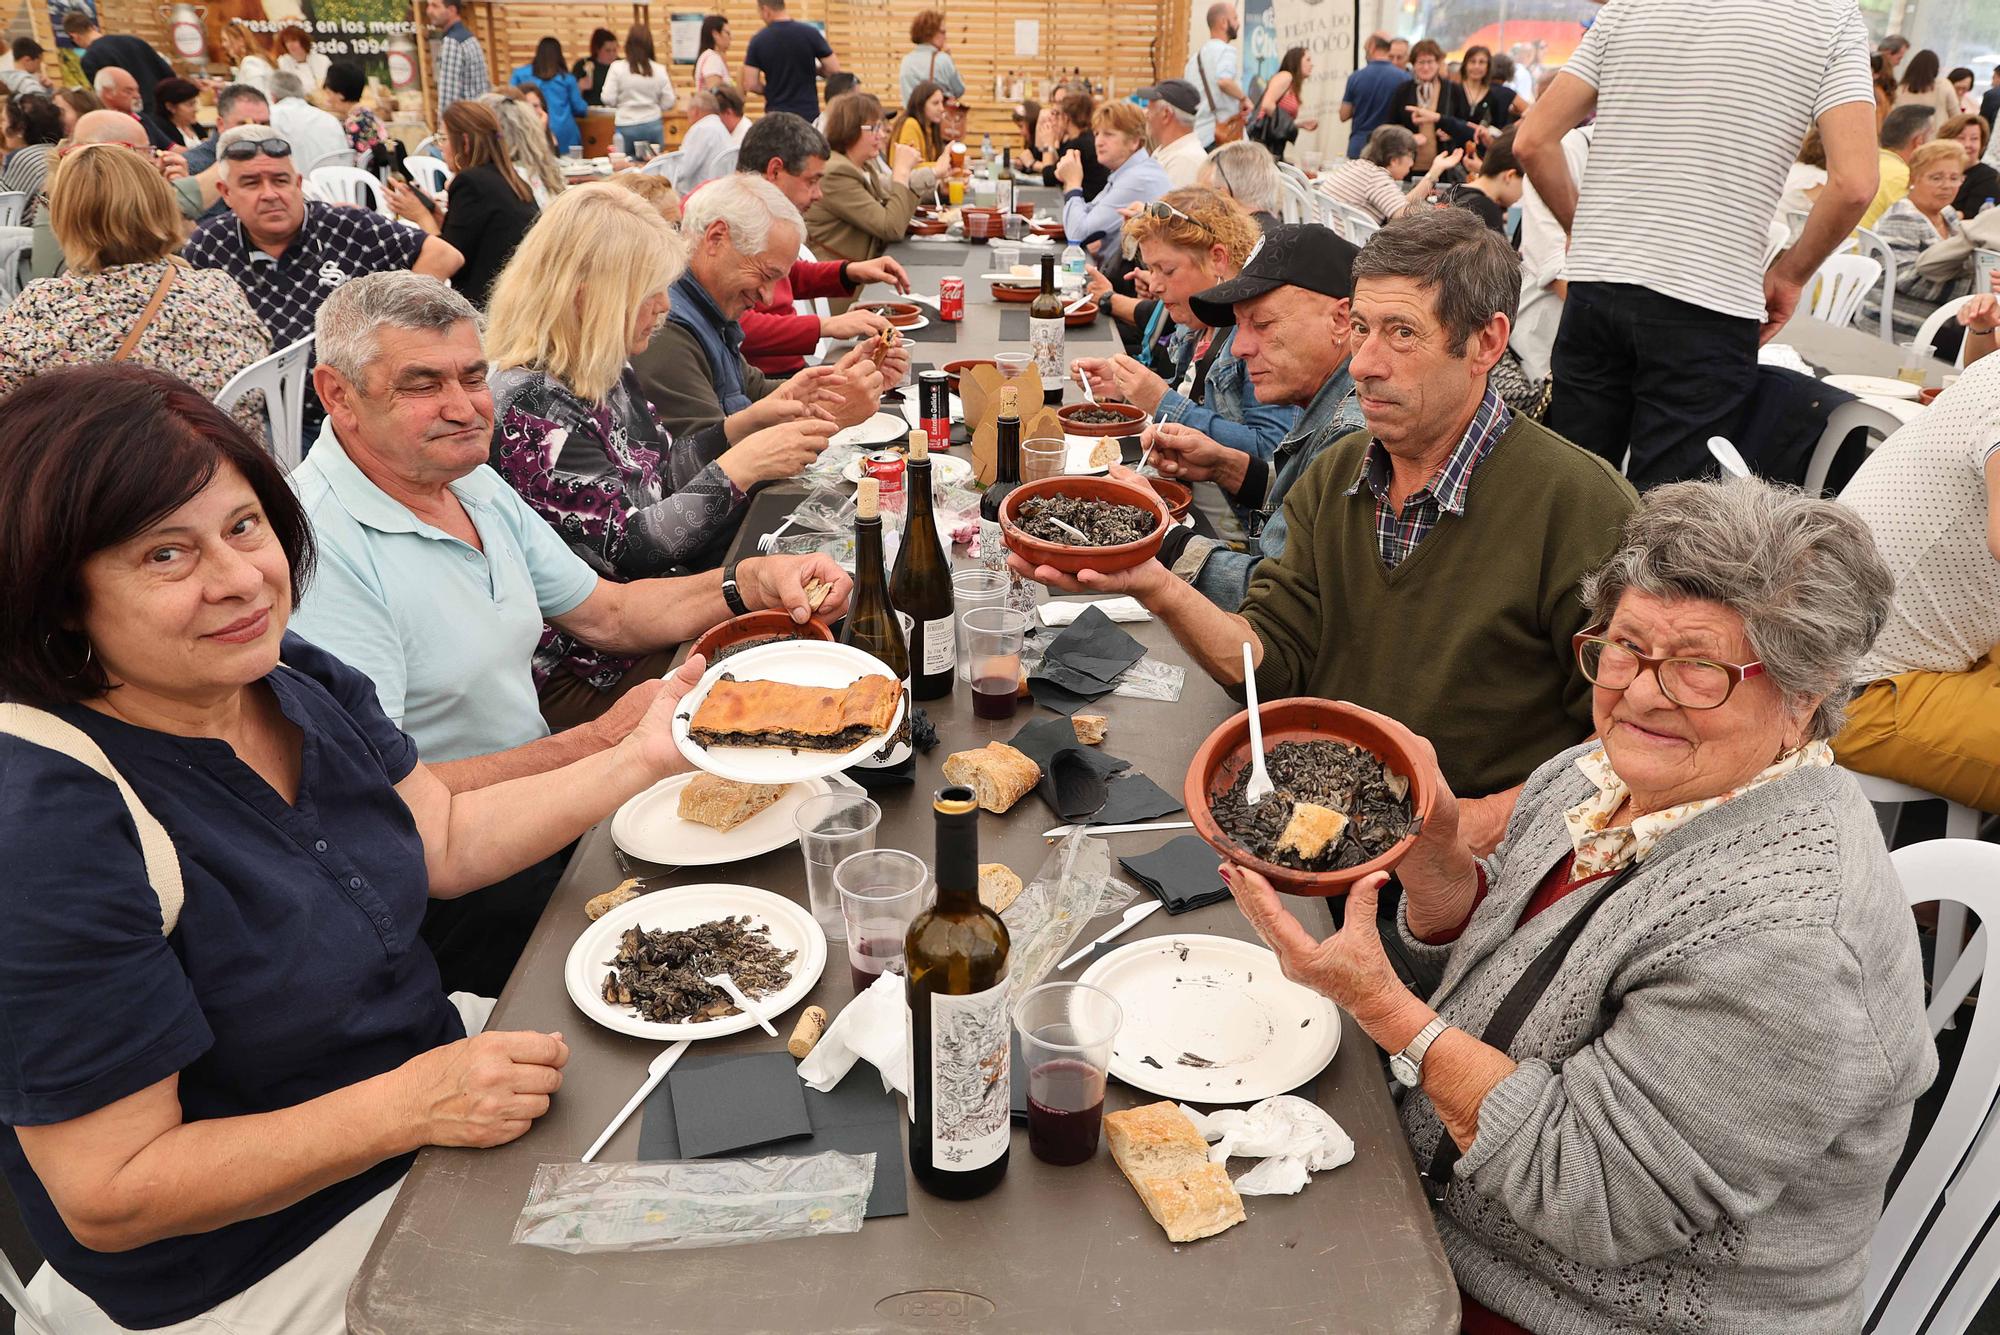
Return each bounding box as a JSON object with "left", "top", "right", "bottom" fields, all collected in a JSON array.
[
  {"left": 1773, "top": 314, "right": 1955, "bottom": 384},
  {"left": 346, "top": 199, "right": 1459, "bottom": 1335}
]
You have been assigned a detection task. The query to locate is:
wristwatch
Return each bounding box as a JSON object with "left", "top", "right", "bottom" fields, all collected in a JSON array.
[
  {"left": 719, "top": 560, "right": 751, "bottom": 617},
  {"left": 1390, "top": 1016, "right": 1450, "bottom": 1090}
]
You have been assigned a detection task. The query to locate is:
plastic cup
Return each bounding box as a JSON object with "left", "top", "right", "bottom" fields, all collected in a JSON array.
[
  {"left": 952, "top": 569, "right": 1010, "bottom": 681},
  {"left": 836, "top": 848, "right": 932, "bottom": 991},
  {"left": 1015, "top": 982, "right": 1124, "bottom": 1165},
  {"left": 962, "top": 607, "right": 1029, "bottom": 721},
  {"left": 565, "top": 144, "right": 583, "bottom": 162},
  {"left": 1898, "top": 340, "right": 1932, "bottom": 386},
  {"left": 994, "top": 351, "right": 1032, "bottom": 379},
  {"left": 992, "top": 241, "right": 1022, "bottom": 275},
  {"left": 795, "top": 792, "right": 880, "bottom": 943},
  {"left": 947, "top": 177, "right": 966, "bottom": 205},
  {"left": 1021, "top": 436, "right": 1065, "bottom": 482}
]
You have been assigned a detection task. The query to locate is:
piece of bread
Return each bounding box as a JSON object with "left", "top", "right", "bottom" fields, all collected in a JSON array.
[
  {"left": 1105, "top": 1101, "right": 1246, "bottom": 1242},
  {"left": 1276, "top": 801, "right": 1348, "bottom": 861},
  {"left": 978, "top": 863, "right": 1024, "bottom": 914},
  {"left": 1071, "top": 714, "right": 1108, "bottom": 745},
  {"left": 1089, "top": 438, "right": 1123, "bottom": 469},
  {"left": 941, "top": 742, "right": 1041, "bottom": 814},
  {"left": 585, "top": 880, "right": 642, "bottom": 921},
  {"left": 677, "top": 774, "right": 790, "bottom": 831}
]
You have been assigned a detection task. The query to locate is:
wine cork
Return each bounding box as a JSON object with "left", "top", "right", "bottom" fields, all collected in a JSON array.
[
  {"left": 907, "top": 428, "right": 928, "bottom": 462},
  {"left": 999, "top": 385, "right": 1018, "bottom": 415},
  {"left": 787, "top": 1005, "right": 828, "bottom": 1059},
  {"left": 857, "top": 476, "right": 879, "bottom": 520}
]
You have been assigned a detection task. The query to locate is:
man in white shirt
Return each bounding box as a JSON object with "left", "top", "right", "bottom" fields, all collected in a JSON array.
[
  {"left": 1185, "top": 3, "right": 1244, "bottom": 150},
  {"left": 674, "top": 84, "right": 748, "bottom": 192},
  {"left": 1515, "top": 0, "right": 1879, "bottom": 489},
  {"left": 267, "top": 70, "right": 350, "bottom": 174},
  {"left": 1138, "top": 80, "right": 1206, "bottom": 189},
  {"left": 1836, "top": 354, "right": 2000, "bottom": 814},
  {"left": 1510, "top": 125, "right": 1591, "bottom": 386}
]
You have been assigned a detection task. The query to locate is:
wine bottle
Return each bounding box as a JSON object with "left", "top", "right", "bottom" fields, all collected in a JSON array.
[
  {"left": 995, "top": 148, "right": 1016, "bottom": 215},
  {"left": 978, "top": 386, "right": 1038, "bottom": 620},
  {"left": 907, "top": 786, "right": 1011, "bottom": 1199},
  {"left": 891, "top": 429, "right": 956, "bottom": 700},
  {"left": 1028, "top": 253, "right": 1065, "bottom": 406},
  {"left": 840, "top": 478, "right": 914, "bottom": 783}
]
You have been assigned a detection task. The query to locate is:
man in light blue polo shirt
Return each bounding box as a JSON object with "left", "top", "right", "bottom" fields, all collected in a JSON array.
[
  {"left": 1341, "top": 32, "right": 1407, "bottom": 159},
  {"left": 290, "top": 273, "right": 851, "bottom": 992}
]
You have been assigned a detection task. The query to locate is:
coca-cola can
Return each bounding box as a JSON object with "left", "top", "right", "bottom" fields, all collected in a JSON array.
[
  {"left": 864, "top": 450, "right": 906, "bottom": 512},
  {"left": 918, "top": 371, "right": 951, "bottom": 452},
  {"left": 938, "top": 275, "right": 965, "bottom": 321}
]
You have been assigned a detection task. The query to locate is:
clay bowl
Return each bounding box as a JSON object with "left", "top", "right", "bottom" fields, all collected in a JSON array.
[
  {"left": 961, "top": 207, "right": 1006, "bottom": 240},
  {"left": 1184, "top": 700, "right": 1435, "bottom": 897},
  {"left": 1056, "top": 401, "right": 1149, "bottom": 437},
  {"left": 1149, "top": 476, "right": 1193, "bottom": 521},
  {"left": 1012, "top": 200, "right": 1037, "bottom": 218},
  {"left": 859, "top": 300, "right": 924, "bottom": 328},
  {"left": 1029, "top": 219, "right": 1067, "bottom": 239},
  {"left": 998, "top": 475, "right": 1169, "bottom": 575},
  {"left": 943, "top": 358, "right": 995, "bottom": 392},
  {"left": 688, "top": 610, "right": 834, "bottom": 667},
  {"left": 908, "top": 216, "right": 948, "bottom": 237},
  {"left": 1063, "top": 299, "right": 1100, "bottom": 327},
  {"left": 990, "top": 281, "right": 1041, "bottom": 303}
]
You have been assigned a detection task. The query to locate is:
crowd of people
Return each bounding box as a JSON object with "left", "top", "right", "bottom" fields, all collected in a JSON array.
[{"left": 0, "top": 3, "right": 1997, "bottom": 1334}]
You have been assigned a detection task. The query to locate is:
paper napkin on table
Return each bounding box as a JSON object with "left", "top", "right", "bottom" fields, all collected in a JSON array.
[
  {"left": 797, "top": 971, "right": 911, "bottom": 1098},
  {"left": 1178, "top": 1095, "right": 1356, "bottom": 1196},
  {"left": 1039, "top": 597, "right": 1152, "bottom": 626}
]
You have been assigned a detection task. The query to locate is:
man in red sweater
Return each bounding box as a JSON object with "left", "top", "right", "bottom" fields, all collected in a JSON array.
[{"left": 717, "top": 112, "right": 912, "bottom": 376}]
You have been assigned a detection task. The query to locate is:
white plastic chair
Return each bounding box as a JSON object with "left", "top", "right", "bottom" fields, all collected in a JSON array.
[
  {"left": 215, "top": 335, "right": 315, "bottom": 470},
  {"left": 307, "top": 165, "right": 390, "bottom": 217},
  {"left": 1801, "top": 396, "right": 1916, "bottom": 497},
  {"left": 0, "top": 190, "right": 25, "bottom": 228},
  {"left": 1277, "top": 172, "right": 1313, "bottom": 225},
  {"left": 2, "top": 1254, "right": 55, "bottom": 1335},
  {"left": 1326, "top": 199, "right": 1381, "bottom": 247},
  {"left": 0, "top": 226, "right": 31, "bottom": 308},
  {"left": 1835, "top": 227, "right": 1900, "bottom": 343},
  {"left": 711, "top": 147, "right": 738, "bottom": 178},
  {"left": 404, "top": 155, "right": 452, "bottom": 196},
  {"left": 1914, "top": 295, "right": 1979, "bottom": 370},
  {"left": 1849, "top": 771, "right": 1985, "bottom": 1022},
  {"left": 303, "top": 147, "right": 357, "bottom": 174},
  {"left": 1803, "top": 253, "right": 1882, "bottom": 329},
  {"left": 1864, "top": 839, "right": 2000, "bottom": 1335},
  {"left": 1762, "top": 219, "right": 1790, "bottom": 272}
]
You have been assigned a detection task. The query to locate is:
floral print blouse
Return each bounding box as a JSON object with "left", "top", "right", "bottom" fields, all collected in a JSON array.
[
  {"left": 0, "top": 260, "right": 271, "bottom": 438},
  {"left": 1563, "top": 739, "right": 1835, "bottom": 878},
  {"left": 490, "top": 364, "right": 745, "bottom": 692},
  {"left": 344, "top": 106, "right": 387, "bottom": 159}
]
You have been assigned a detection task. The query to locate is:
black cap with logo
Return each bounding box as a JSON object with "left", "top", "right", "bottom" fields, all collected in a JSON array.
[{"left": 1188, "top": 223, "right": 1359, "bottom": 327}]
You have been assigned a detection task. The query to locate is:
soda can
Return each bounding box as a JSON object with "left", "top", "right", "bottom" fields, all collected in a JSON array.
[
  {"left": 918, "top": 370, "right": 951, "bottom": 452},
  {"left": 864, "top": 450, "right": 906, "bottom": 513},
  {"left": 938, "top": 275, "right": 965, "bottom": 322}
]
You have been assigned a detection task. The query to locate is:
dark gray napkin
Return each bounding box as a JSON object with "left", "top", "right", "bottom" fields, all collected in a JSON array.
[
  {"left": 1009, "top": 716, "right": 1125, "bottom": 821},
  {"left": 1094, "top": 772, "right": 1184, "bottom": 826},
  {"left": 1030, "top": 606, "right": 1146, "bottom": 703},
  {"left": 668, "top": 1052, "right": 814, "bottom": 1159},
  {"left": 902, "top": 318, "right": 959, "bottom": 344},
  {"left": 1120, "top": 835, "right": 1231, "bottom": 915}
]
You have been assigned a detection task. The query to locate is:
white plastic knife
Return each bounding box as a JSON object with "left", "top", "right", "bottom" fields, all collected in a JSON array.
[
  {"left": 1060, "top": 900, "right": 1164, "bottom": 969},
  {"left": 1042, "top": 820, "right": 1194, "bottom": 840},
  {"left": 582, "top": 1039, "right": 690, "bottom": 1163}
]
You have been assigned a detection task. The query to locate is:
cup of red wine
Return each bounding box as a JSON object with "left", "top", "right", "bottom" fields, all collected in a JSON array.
[
  {"left": 1015, "top": 981, "right": 1125, "bottom": 1165},
  {"left": 962, "top": 606, "right": 1031, "bottom": 721}
]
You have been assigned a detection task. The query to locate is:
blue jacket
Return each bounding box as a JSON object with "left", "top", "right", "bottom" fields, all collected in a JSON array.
[
  {"left": 667, "top": 272, "right": 753, "bottom": 415},
  {"left": 510, "top": 67, "right": 589, "bottom": 153},
  {"left": 1153, "top": 324, "right": 1299, "bottom": 464}
]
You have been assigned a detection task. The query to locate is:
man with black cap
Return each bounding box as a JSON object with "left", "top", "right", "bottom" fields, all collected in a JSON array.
[
  {"left": 1013, "top": 210, "right": 1636, "bottom": 852},
  {"left": 1138, "top": 78, "right": 1207, "bottom": 188},
  {"left": 1139, "top": 223, "right": 1366, "bottom": 609}
]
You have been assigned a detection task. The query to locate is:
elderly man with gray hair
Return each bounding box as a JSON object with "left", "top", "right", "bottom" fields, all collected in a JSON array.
[
  {"left": 1015, "top": 209, "right": 1637, "bottom": 851},
  {"left": 1136, "top": 77, "right": 1206, "bottom": 188},
  {"left": 267, "top": 68, "right": 350, "bottom": 173},
  {"left": 632, "top": 171, "right": 905, "bottom": 439},
  {"left": 1199, "top": 140, "right": 1283, "bottom": 230},
  {"left": 290, "top": 272, "right": 851, "bottom": 993}
]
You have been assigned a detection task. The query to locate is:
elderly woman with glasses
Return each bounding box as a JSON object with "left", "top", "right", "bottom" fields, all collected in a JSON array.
[{"left": 1226, "top": 477, "right": 1936, "bottom": 1335}]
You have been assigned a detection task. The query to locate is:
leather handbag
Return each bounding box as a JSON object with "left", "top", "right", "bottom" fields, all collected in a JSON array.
[
  {"left": 929, "top": 49, "right": 969, "bottom": 143},
  {"left": 1196, "top": 49, "right": 1244, "bottom": 145}
]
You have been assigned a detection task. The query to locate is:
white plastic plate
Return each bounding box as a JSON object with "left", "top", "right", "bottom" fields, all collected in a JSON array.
[
  {"left": 566, "top": 883, "right": 827, "bottom": 1041},
  {"left": 1079, "top": 934, "right": 1341, "bottom": 1104},
  {"left": 1823, "top": 373, "right": 1921, "bottom": 401},
  {"left": 830, "top": 412, "right": 914, "bottom": 451},
  {"left": 671, "top": 640, "right": 906, "bottom": 785},
  {"left": 611, "top": 773, "right": 832, "bottom": 866}
]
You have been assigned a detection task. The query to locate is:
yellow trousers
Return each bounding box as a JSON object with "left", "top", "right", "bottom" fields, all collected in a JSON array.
[{"left": 1835, "top": 650, "right": 2000, "bottom": 815}]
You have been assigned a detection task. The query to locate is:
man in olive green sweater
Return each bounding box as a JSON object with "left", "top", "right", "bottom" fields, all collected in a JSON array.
[{"left": 1014, "top": 210, "right": 1638, "bottom": 850}]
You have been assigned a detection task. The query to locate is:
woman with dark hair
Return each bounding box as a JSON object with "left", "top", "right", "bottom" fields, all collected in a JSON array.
[
  {"left": 1871, "top": 52, "right": 1897, "bottom": 126},
  {"left": 572, "top": 27, "right": 618, "bottom": 107},
  {"left": 510, "top": 35, "right": 588, "bottom": 154},
  {"left": 0, "top": 362, "right": 704, "bottom": 1335},
  {"left": 387, "top": 101, "right": 540, "bottom": 308},
  {"left": 1390, "top": 38, "right": 1473, "bottom": 168},
  {"left": 890, "top": 78, "right": 948, "bottom": 167},
  {"left": 322, "top": 60, "right": 386, "bottom": 160},
  {"left": 808, "top": 91, "right": 936, "bottom": 267},
  {"left": 51, "top": 86, "right": 101, "bottom": 136},
  {"left": 603, "top": 23, "right": 677, "bottom": 155},
  {"left": 1457, "top": 44, "right": 1524, "bottom": 130},
  {"left": 0, "top": 93, "right": 64, "bottom": 218},
  {"left": 695, "top": 15, "right": 730, "bottom": 91},
  {"left": 1251, "top": 46, "right": 1318, "bottom": 158},
  {"left": 1895, "top": 49, "right": 1960, "bottom": 125},
  {"left": 1949, "top": 66, "right": 1977, "bottom": 114},
  {"left": 1020, "top": 89, "right": 1105, "bottom": 196},
  {"left": 150, "top": 76, "right": 204, "bottom": 148},
  {"left": 277, "top": 24, "right": 329, "bottom": 94}
]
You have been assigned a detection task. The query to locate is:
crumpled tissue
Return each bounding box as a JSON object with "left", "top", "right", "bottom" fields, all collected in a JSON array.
[
  {"left": 1177, "top": 1095, "right": 1356, "bottom": 1196},
  {"left": 797, "top": 971, "right": 910, "bottom": 1098}
]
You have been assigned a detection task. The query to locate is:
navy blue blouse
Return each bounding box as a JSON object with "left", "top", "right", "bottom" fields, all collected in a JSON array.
[{"left": 0, "top": 634, "right": 463, "bottom": 1329}]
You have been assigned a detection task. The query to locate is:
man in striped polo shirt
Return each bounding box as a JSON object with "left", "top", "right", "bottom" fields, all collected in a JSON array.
[{"left": 1515, "top": 0, "right": 1879, "bottom": 490}]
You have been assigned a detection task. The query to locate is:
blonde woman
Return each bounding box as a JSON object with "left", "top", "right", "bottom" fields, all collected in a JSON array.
[
  {"left": 483, "top": 91, "right": 567, "bottom": 204},
  {"left": 220, "top": 20, "right": 275, "bottom": 96},
  {"left": 485, "top": 186, "right": 831, "bottom": 725},
  {"left": 0, "top": 143, "right": 269, "bottom": 435}
]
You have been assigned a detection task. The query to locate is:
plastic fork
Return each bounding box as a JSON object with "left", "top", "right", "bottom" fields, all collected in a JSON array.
[{"left": 1241, "top": 641, "right": 1273, "bottom": 807}]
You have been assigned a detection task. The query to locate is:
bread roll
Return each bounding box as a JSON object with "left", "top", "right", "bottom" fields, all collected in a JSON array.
[
  {"left": 585, "top": 880, "right": 642, "bottom": 921},
  {"left": 1071, "top": 714, "right": 1108, "bottom": 745},
  {"left": 978, "top": 863, "right": 1024, "bottom": 914},
  {"left": 1276, "top": 801, "right": 1348, "bottom": 861},
  {"left": 1105, "top": 1101, "right": 1245, "bottom": 1242},
  {"left": 941, "top": 742, "right": 1040, "bottom": 814},
  {"left": 678, "top": 774, "right": 790, "bottom": 831}
]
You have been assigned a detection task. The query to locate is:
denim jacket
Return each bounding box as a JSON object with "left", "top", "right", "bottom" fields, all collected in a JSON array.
[
  {"left": 1152, "top": 324, "right": 1299, "bottom": 464},
  {"left": 1174, "top": 366, "right": 1366, "bottom": 610}
]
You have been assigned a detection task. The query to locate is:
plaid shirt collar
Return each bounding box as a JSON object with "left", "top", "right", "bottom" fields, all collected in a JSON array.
[{"left": 1345, "top": 387, "right": 1511, "bottom": 567}]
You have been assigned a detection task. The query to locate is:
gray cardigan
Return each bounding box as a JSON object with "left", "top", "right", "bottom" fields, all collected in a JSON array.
[{"left": 1397, "top": 744, "right": 1936, "bottom": 1334}]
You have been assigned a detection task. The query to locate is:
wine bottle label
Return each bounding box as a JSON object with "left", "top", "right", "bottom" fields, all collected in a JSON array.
[
  {"left": 921, "top": 614, "right": 956, "bottom": 676},
  {"left": 1029, "top": 317, "right": 1065, "bottom": 385},
  {"left": 850, "top": 677, "right": 914, "bottom": 769},
  {"left": 926, "top": 980, "right": 1011, "bottom": 1171}
]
